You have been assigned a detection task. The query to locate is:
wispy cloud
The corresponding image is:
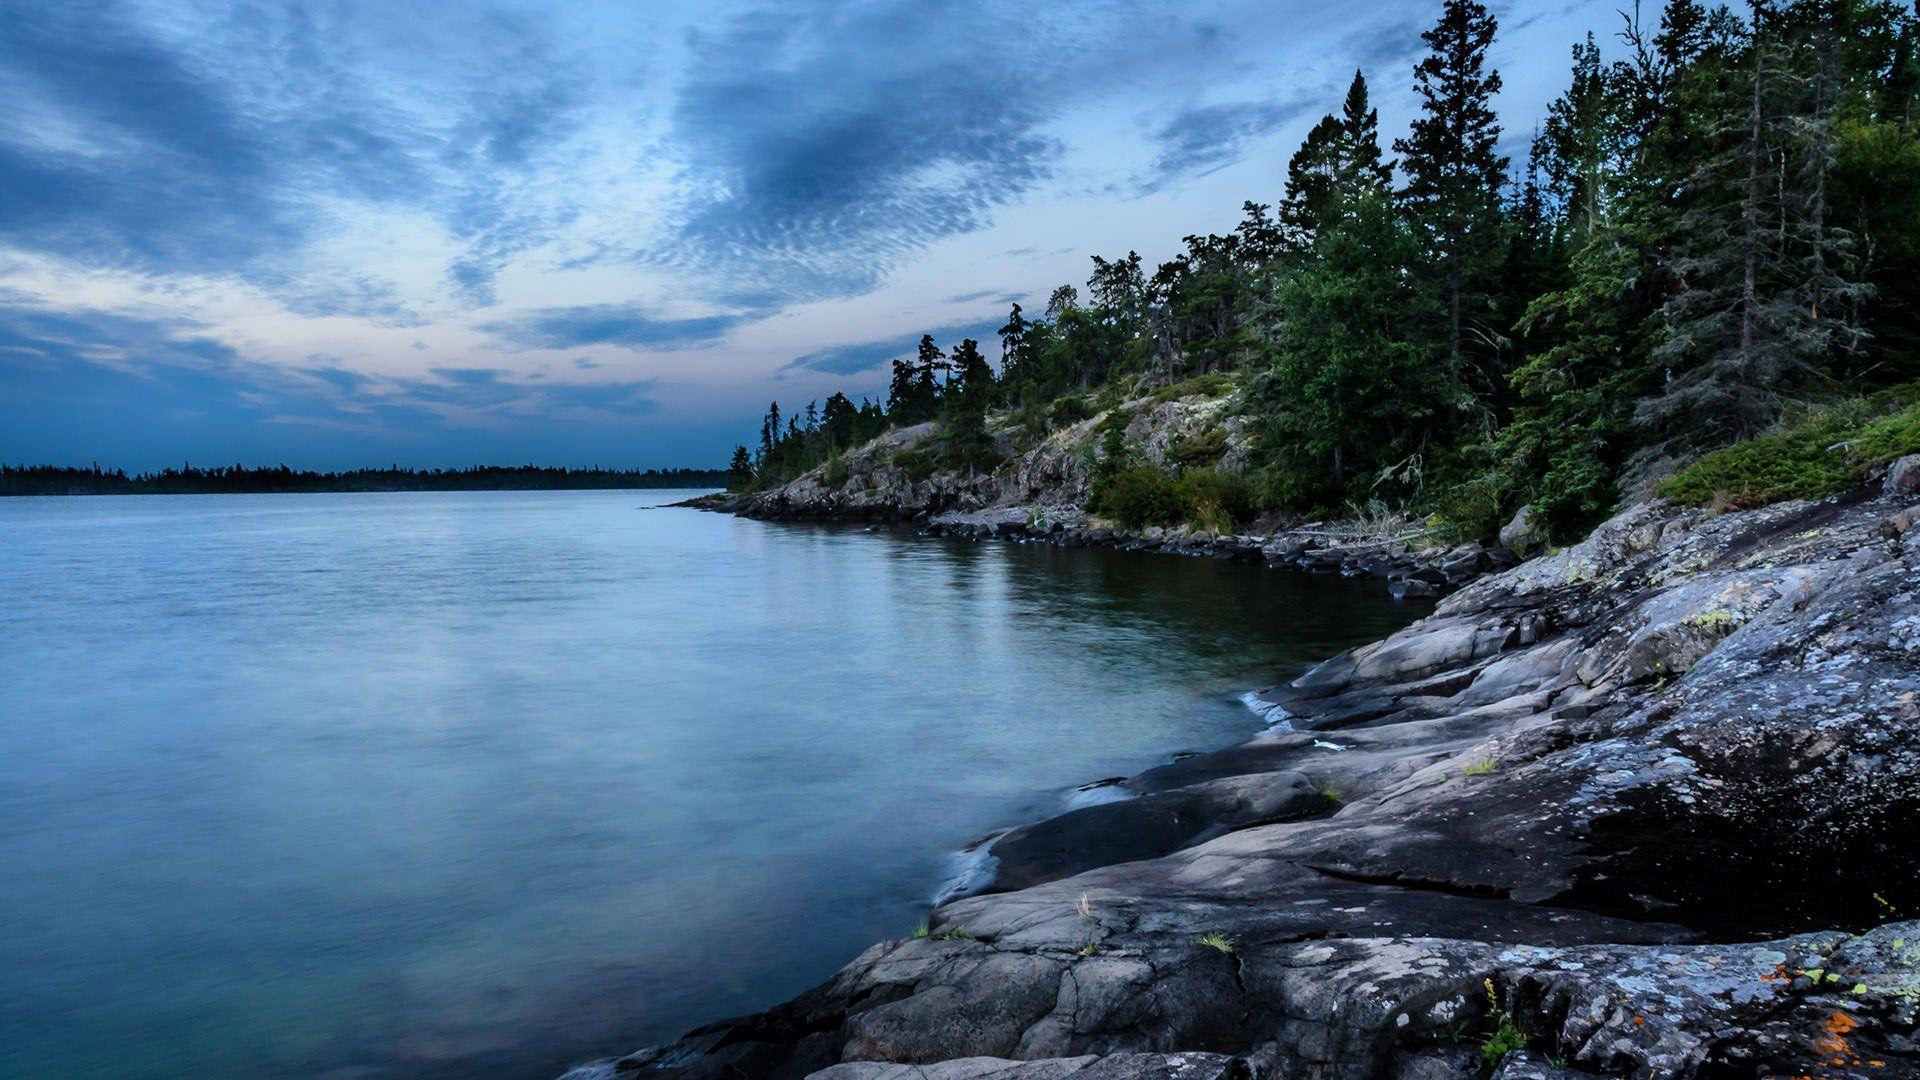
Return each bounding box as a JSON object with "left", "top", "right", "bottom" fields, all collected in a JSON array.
[{"left": 483, "top": 305, "right": 747, "bottom": 350}]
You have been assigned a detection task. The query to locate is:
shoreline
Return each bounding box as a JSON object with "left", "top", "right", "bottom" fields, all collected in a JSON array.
[
  {"left": 579, "top": 467, "right": 1920, "bottom": 1079},
  {"left": 681, "top": 490, "right": 1517, "bottom": 599}
]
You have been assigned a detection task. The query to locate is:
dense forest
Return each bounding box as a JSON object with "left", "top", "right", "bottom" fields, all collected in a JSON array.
[
  {"left": 733, "top": 0, "right": 1920, "bottom": 543},
  {"left": 0, "top": 464, "right": 728, "bottom": 497}
]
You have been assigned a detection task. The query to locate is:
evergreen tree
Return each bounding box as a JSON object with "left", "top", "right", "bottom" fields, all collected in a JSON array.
[
  {"left": 997, "top": 302, "right": 1031, "bottom": 383},
  {"left": 1280, "top": 71, "right": 1394, "bottom": 250},
  {"left": 943, "top": 339, "right": 997, "bottom": 473},
  {"left": 1395, "top": 0, "right": 1511, "bottom": 396},
  {"left": 1256, "top": 192, "right": 1440, "bottom": 505},
  {"left": 727, "top": 445, "right": 754, "bottom": 491}
]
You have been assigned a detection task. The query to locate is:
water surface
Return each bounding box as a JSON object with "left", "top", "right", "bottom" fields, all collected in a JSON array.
[{"left": 0, "top": 491, "right": 1425, "bottom": 1078}]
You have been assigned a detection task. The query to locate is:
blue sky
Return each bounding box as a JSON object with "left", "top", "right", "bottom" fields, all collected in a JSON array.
[{"left": 0, "top": 0, "right": 1619, "bottom": 470}]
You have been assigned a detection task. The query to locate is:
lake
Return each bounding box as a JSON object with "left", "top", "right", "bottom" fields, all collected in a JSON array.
[{"left": 0, "top": 490, "right": 1425, "bottom": 1078}]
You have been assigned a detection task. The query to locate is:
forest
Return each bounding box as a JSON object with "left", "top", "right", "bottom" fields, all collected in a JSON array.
[
  {"left": 734, "top": 0, "right": 1920, "bottom": 543},
  {"left": 0, "top": 464, "right": 730, "bottom": 496}
]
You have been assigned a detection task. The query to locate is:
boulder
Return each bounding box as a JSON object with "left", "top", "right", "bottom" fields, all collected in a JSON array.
[
  {"left": 1499, "top": 505, "right": 1544, "bottom": 557},
  {"left": 1887, "top": 453, "right": 1920, "bottom": 496}
]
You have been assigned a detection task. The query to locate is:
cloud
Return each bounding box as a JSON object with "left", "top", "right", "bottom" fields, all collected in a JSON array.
[
  {"left": 649, "top": 2, "right": 1062, "bottom": 303},
  {"left": 0, "top": 2, "right": 583, "bottom": 308},
  {"left": 483, "top": 304, "right": 747, "bottom": 350},
  {"left": 1141, "top": 98, "right": 1315, "bottom": 191},
  {"left": 782, "top": 318, "right": 1004, "bottom": 376},
  {"left": 0, "top": 298, "right": 666, "bottom": 469}
]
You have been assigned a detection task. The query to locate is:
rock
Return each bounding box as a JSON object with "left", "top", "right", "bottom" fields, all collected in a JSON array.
[
  {"left": 1885, "top": 504, "right": 1920, "bottom": 539},
  {"left": 1388, "top": 578, "right": 1439, "bottom": 600},
  {"left": 590, "top": 481, "right": 1920, "bottom": 1080},
  {"left": 1886, "top": 453, "right": 1920, "bottom": 496},
  {"left": 1499, "top": 505, "right": 1544, "bottom": 557},
  {"left": 811, "top": 1053, "right": 1250, "bottom": 1080}
]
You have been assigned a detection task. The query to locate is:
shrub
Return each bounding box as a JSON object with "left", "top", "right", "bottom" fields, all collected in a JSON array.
[
  {"left": 1151, "top": 371, "right": 1237, "bottom": 403},
  {"left": 1090, "top": 465, "right": 1188, "bottom": 528},
  {"left": 1657, "top": 393, "right": 1920, "bottom": 509},
  {"left": 1049, "top": 394, "right": 1095, "bottom": 427},
  {"left": 891, "top": 447, "right": 941, "bottom": 482},
  {"left": 1180, "top": 469, "right": 1255, "bottom": 532},
  {"left": 1167, "top": 428, "right": 1229, "bottom": 470},
  {"left": 823, "top": 453, "right": 850, "bottom": 490}
]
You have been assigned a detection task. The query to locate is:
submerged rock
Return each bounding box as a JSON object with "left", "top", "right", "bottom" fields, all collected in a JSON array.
[{"left": 589, "top": 482, "right": 1920, "bottom": 1079}]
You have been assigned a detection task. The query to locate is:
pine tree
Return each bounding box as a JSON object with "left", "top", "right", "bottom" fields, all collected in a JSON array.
[
  {"left": 1256, "top": 191, "right": 1440, "bottom": 505},
  {"left": 1395, "top": 0, "right": 1511, "bottom": 396},
  {"left": 1280, "top": 71, "right": 1394, "bottom": 251},
  {"left": 1641, "top": 0, "right": 1871, "bottom": 449},
  {"left": 997, "top": 302, "right": 1030, "bottom": 383},
  {"left": 943, "top": 338, "right": 996, "bottom": 473},
  {"left": 727, "top": 445, "right": 754, "bottom": 491}
]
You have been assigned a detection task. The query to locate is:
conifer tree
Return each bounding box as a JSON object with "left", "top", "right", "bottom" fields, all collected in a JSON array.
[
  {"left": 1281, "top": 71, "right": 1394, "bottom": 251},
  {"left": 1395, "top": 0, "right": 1511, "bottom": 393}
]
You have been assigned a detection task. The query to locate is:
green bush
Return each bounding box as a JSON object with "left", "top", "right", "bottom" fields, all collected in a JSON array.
[
  {"left": 1048, "top": 394, "right": 1095, "bottom": 427},
  {"left": 1167, "top": 428, "right": 1229, "bottom": 470},
  {"left": 891, "top": 447, "right": 941, "bottom": 482},
  {"left": 1658, "top": 392, "right": 1920, "bottom": 509},
  {"left": 1090, "top": 465, "right": 1188, "bottom": 528},
  {"left": 823, "top": 453, "right": 850, "bottom": 490},
  {"left": 1089, "top": 465, "right": 1255, "bottom": 531},
  {"left": 1180, "top": 469, "right": 1256, "bottom": 531},
  {"left": 1151, "top": 371, "right": 1237, "bottom": 403}
]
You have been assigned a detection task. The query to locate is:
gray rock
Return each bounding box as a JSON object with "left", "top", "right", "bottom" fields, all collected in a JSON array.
[
  {"left": 1886, "top": 452, "right": 1920, "bottom": 496},
  {"left": 1500, "top": 505, "right": 1544, "bottom": 557},
  {"left": 601, "top": 481, "right": 1920, "bottom": 1080}
]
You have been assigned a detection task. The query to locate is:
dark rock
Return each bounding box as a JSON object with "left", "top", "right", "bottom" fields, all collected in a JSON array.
[{"left": 1389, "top": 578, "right": 1439, "bottom": 600}]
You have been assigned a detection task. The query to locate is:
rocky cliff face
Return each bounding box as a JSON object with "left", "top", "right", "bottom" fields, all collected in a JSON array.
[
  {"left": 724, "top": 391, "right": 1248, "bottom": 525},
  {"left": 577, "top": 464, "right": 1920, "bottom": 1080}
]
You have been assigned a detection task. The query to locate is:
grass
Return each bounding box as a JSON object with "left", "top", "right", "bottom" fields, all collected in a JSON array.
[
  {"left": 1658, "top": 390, "right": 1920, "bottom": 509},
  {"left": 1464, "top": 759, "right": 1500, "bottom": 776},
  {"left": 912, "top": 921, "right": 930, "bottom": 938},
  {"left": 1197, "top": 931, "right": 1237, "bottom": 955},
  {"left": 1318, "top": 784, "right": 1345, "bottom": 804}
]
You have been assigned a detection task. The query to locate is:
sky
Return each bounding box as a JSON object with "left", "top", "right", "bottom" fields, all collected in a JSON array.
[{"left": 0, "top": 0, "right": 1624, "bottom": 471}]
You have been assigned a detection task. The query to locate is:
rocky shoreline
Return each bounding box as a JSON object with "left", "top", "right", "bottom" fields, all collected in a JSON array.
[
  {"left": 578, "top": 463, "right": 1920, "bottom": 1079},
  {"left": 686, "top": 490, "right": 1516, "bottom": 599}
]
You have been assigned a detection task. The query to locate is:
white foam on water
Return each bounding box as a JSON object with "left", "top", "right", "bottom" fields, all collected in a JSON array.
[
  {"left": 933, "top": 831, "right": 1007, "bottom": 905},
  {"left": 1238, "top": 690, "right": 1294, "bottom": 731},
  {"left": 1063, "top": 778, "right": 1135, "bottom": 811}
]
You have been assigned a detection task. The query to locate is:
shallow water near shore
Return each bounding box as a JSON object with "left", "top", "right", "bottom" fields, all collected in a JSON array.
[{"left": 0, "top": 490, "right": 1428, "bottom": 1079}]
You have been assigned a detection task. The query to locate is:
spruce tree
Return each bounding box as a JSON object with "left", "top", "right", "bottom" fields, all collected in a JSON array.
[
  {"left": 1395, "top": 0, "right": 1510, "bottom": 395},
  {"left": 1280, "top": 71, "right": 1393, "bottom": 251}
]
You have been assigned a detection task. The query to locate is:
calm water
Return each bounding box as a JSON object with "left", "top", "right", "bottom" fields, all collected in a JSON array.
[{"left": 0, "top": 491, "right": 1424, "bottom": 1079}]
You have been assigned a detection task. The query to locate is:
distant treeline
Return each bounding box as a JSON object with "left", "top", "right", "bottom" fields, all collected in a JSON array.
[{"left": 0, "top": 464, "right": 729, "bottom": 496}]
